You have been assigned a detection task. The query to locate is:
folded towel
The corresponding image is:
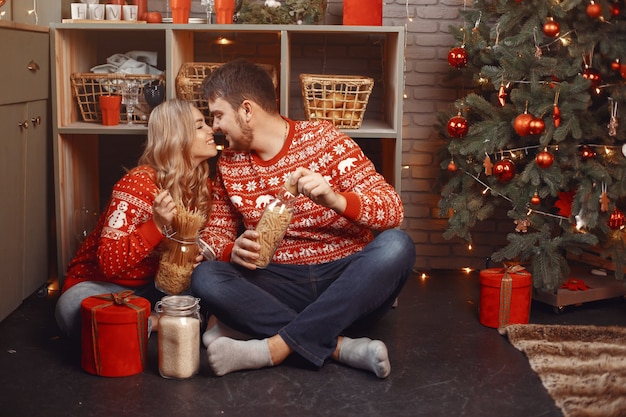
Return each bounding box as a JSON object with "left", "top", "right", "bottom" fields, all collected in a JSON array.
[{"left": 91, "top": 51, "right": 162, "bottom": 75}]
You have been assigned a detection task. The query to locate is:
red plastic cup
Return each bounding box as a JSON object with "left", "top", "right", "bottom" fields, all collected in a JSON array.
[
  {"left": 99, "top": 95, "right": 121, "bottom": 126},
  {"left": 170, "top": 0, "right": 191, "bottom": 23},
  {"left": 214, "top": 0, "right": 234, "bottom": 24}
]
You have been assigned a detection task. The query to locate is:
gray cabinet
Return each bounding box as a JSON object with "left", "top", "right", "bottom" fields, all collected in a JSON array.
[{"left": 0, "top": 24, "right": 50, "bottom": 321}]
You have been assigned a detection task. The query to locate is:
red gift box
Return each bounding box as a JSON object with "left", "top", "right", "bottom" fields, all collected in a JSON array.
[
  {"left": 343, "top": 0, "right": 382, "bottom": 26},
  {"left": 479, "top": 265, "right": 532, "bottom": 328},
  {"left": 80, "top": 290, "right": 150, "bottom": 377}
]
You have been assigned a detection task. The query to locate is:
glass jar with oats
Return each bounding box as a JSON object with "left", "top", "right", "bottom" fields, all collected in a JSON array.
[
  {"left": 156, "top": 295, "right": 201, "bottom": 379},
  {"left": 252, "top": 185, "right": 297, "bottom": 268}
]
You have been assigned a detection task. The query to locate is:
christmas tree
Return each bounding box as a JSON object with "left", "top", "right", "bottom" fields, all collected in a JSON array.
[{"left": 438, "top": 0, "right": 626, "bottom": 290}]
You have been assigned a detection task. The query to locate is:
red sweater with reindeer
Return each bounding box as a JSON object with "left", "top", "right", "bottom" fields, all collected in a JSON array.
[{"left": 203, "top": 119, "right": 404, "bottom": 265}]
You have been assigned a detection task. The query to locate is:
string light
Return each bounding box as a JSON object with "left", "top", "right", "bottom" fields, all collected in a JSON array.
[
  {"left": 28, "top": 0, "right": 38, "bottom": 25},
  {"left": 405, "top": 0, "right": 413, "bottom": 22}
]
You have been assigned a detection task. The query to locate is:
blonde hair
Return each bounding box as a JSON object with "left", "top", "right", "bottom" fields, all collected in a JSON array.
[{"left": 138, "top": 99, "right": 212, "bottom": 216}]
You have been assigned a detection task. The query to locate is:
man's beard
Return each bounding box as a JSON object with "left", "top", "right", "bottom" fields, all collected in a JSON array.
[{"left": 229, "top": 113, "right": 254, "bottom": 151}]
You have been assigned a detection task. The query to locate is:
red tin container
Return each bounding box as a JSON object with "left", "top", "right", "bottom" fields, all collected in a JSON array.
[
  {"left": 343, "top": 0, "right": 382, "bottom": 26},
  {"left": 81, "top": 291, "right": 150, "bottom": 377},
  {"left": 479, "top": 267, "right": 532, "bottom": 328}
]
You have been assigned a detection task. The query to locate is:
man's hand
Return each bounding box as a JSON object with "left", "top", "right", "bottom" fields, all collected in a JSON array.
[
  {"left": 231, "top": 229, "right": 262, "bottom": 270},
  {"left": 289, "top": 167, "right": 346, "bottom": 213}
]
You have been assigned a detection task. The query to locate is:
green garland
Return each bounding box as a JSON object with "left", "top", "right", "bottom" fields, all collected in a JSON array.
[{"left": 236, "top": 0, "right": 327, "bottom": 25}]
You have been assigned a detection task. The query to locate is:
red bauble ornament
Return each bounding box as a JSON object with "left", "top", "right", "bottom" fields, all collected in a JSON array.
[
  {"left": 535, "top": 150, "right": 554, "bottom": 168},
  {"left": 582, "top": 67, "right": 602, "bottom": 89},
  {"left": 609, "top": 207, "right": 625, "bottom": 230},
  {"left": 543, "top": 17, "right": 560, "bottom": 37},
  {"left": 587, "top": 1, "right": 602, "bottom": 18},
  {"left": 529, "top": 118, "right": 546, "bottom": 135},
  {"left": 448, "top": 46, "right": 468, "bottom": 68},
  {"left": 579, "top": 145, "right": 596, "bottom": 160},
  {"left": 447, "top": 115, "right": 469, "bottom": 138},
  {"left": 611, "top": 59, "right": 621, "bottom": 71},
  {"left": 552, "top": 104, "right": 561, "bottom": 127},
  {"left": 611, "top": 3, "right": 620, "bottom": 16},
  {"left": 530, "top": 192, "right": 541, "bottom": 205},
  {"left": 620, "top": 64, "right": 626, "bottom": 80},
  {"left": 493, "top": 159, "right": 516, "bottom": 183},
  {"left": 447, "top": 160, "right": 457, "bottom": 172},
  {"left": 513, "top": 113, "right": 534, "bottom": 136}
]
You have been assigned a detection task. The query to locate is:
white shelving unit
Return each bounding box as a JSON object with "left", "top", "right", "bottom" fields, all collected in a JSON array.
[{"left": 50, "top": 23, "right": 405, "bottom": 279}]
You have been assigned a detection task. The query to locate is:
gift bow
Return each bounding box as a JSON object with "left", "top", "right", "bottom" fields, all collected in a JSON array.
[
  {"left": 499, "top": 264, "right": 530, "bottom": 328},
  {"left": 95, "top": 289, "right": 136, "bottom": 305},
  {"left": 90, "top": 290, "right": 147, "bottom": 375}
]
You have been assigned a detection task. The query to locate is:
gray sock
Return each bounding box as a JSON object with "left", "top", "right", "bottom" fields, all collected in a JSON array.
[
  {"left": 202, "top": 317, "right": 251, "bottom": 347},
  {"left": 338, "top": 337, "right": 391, "bottom": 379},
  {"left": 207, "top": 337, "right": 273, "bottom": 376}
]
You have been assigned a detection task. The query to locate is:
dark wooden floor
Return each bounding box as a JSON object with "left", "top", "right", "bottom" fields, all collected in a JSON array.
[{"left": 1, "top": 266, "right": 625, "bottom": 417}]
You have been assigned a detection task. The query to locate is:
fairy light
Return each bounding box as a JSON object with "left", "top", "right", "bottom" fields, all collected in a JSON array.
[
  {"left": 420, "top": 272, "right": 428, "bottom": 281},
  {"left": 405, "top": 0, "right": 413, "bottom": 22},
  {"left": 463, "top": 267, "right": 472, "bottom": 274},
  {"left": 468, "top": 243, "right": 473, "bottom": 250},
  {"left": 28, "top": 0, "right": 38, "bottom": 24}
]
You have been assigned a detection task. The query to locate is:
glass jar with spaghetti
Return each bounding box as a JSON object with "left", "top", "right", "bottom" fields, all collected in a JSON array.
[{"left": 252, "top": 185, "right": 297, "bottom": 268}]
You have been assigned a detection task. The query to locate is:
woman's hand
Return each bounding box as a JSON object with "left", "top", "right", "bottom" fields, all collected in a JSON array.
[
  {"left": 231, "top": 229, "right": 261, "bottom": 270},
  {"left": 152, "top": 190, "right": 177, "bottom": 234}
]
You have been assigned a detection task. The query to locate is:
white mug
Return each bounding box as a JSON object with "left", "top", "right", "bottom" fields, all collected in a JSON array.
[
  {"left": 122, "top": 4, "right": 138, "bottom": 21},
  {"left": 105, "top": 4, "right": 121, "bottom": 20},
  {"left": 88, "top": 4, "right": 105, "bottom": 20},
  {"left": 70, "top": 3, "right": 87, "bottom": 20}
]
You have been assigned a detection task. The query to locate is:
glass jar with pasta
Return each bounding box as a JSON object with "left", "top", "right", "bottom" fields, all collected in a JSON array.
[{"left": 252, "top": 185, "right": 297, "bottom": 268}]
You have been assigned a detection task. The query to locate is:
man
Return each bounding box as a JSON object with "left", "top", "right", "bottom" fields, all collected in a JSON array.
[{"left": 191, "top": 59, "right": 415, "bottom": 378}]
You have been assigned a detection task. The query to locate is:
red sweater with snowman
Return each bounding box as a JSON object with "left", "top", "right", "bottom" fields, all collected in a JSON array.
[
  {"left": 203, "top": 119, "right": 404, "bottom": 265},
  {"left": 62, "top": 167, "right": 165, "bottom": 292}
]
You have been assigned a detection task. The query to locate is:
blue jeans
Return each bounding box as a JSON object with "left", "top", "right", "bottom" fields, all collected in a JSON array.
[
  {"left": 190, "top": 229, "right": 415, "bottom": 367},
  {"left": 55, "top": 281, "right": 164, "bottom": 339}
]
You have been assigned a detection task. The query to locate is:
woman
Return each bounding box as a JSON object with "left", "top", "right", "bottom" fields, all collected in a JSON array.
[{"left": 55, "top": 99, "right": 217, "bottom": 338}]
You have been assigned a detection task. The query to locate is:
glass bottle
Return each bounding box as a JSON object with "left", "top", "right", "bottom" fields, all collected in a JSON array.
[
  {"left": 253, "top": 186, "right": 297, "bottom": 268},
  {"left": 156, "top": 295, "right": 201, "bottom": 379}
]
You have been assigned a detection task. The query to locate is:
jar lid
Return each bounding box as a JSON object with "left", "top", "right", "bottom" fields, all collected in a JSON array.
[{"left": 156, "top": 295, "right": 200, "bottom": 315}]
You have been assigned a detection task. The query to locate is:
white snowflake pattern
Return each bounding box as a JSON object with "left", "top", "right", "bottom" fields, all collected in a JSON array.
[
  {"left": 231, "top": 182, "right": 244, "bottom": 192},
  {"left": 268, "top": 176, "right": 281, "bottom": 187},
  {"left": 333, "top": 143, "right": 347, "bottom": 155},
  {"left": 308, "top": 162, "right": 320, "bottom": 172},
  {"left": 318, "top": 153, "right": 333, "bottom": 167},
  {"left": 246, "top": 180, "right": 258, "bottom": 192}
]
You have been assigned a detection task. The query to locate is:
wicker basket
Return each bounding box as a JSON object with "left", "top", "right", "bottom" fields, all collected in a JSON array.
[
  {"left": 300, "top": 74, "right": 374, "bottom": 129},
  {"left": 175, "top": 62, "right": 278, "bottom": 123},
  {"left": 70, "top": 73, "right": 165, "bottom": 124}
]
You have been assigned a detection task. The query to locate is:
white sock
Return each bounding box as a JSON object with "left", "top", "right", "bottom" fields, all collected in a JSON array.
[
  {"left": 338, "top": 337, "right": 391, "bottom": 379},
  {"left": 202, "top": 316, "right": 251, "bottom": 347},
  {"left": 207, "top": 337, "right": 274, "bottom": 376}
]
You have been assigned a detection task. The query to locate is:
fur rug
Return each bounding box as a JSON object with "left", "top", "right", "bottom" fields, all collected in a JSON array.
[{"left": 499, "top": 324, "right": 626, "bottom": 417}]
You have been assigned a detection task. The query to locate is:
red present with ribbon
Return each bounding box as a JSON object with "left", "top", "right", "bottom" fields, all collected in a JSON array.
[
  {"left": 479, "top": 264, "right": 532, "bottom": 328},
  {"left": 80, "top": 290, "right": 150, "bottom": 377}
]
